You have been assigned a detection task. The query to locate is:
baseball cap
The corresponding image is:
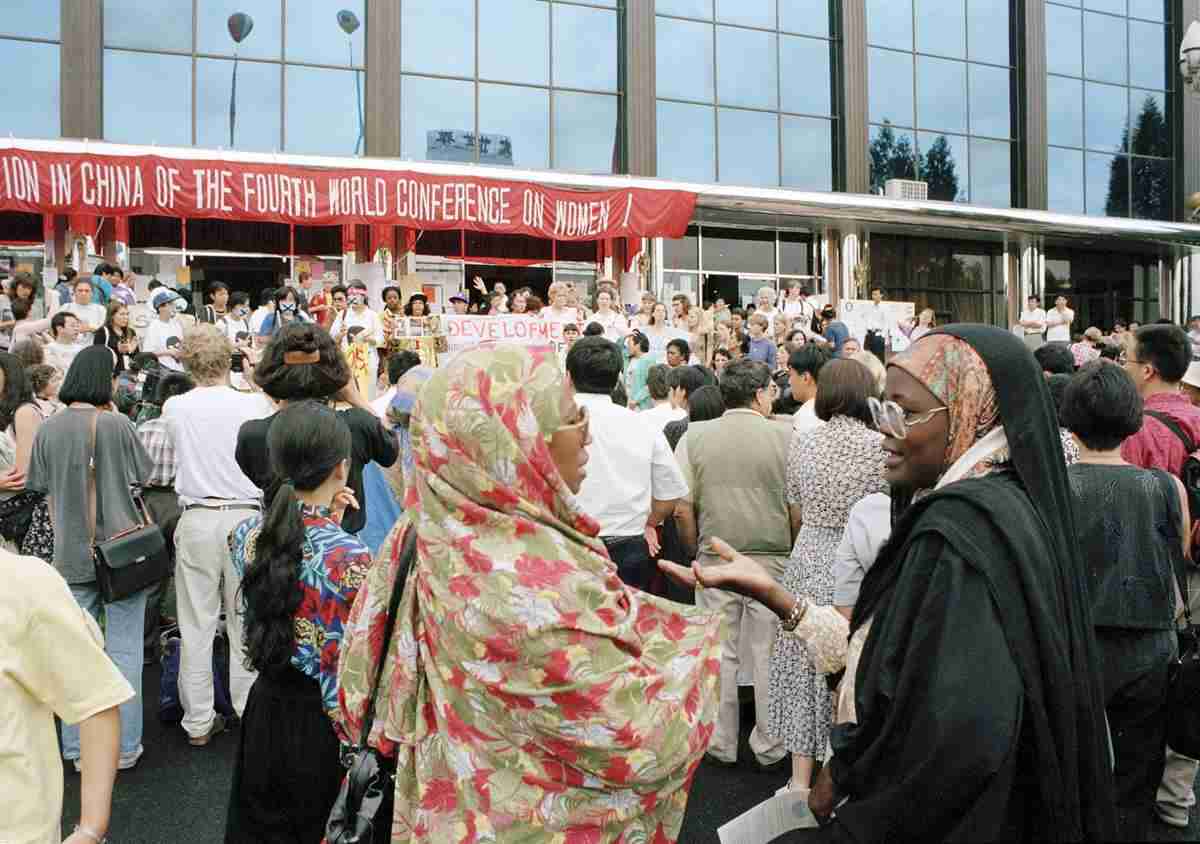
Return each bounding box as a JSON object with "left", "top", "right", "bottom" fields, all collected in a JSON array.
[
  {"left": 449, "top": 292, "right": 468, "bottom": 304},
  {"left": 150, "top": 288, "right": 181, "bottom": 310}
]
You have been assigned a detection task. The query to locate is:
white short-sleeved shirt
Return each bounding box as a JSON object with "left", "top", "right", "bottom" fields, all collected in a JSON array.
[
  {"left": 1017, "top": 308, "right": 1046, "bottom": 334},
  {"left": 61, "top": 302, "right": 107, "bottom": 344},
  {"left": 640, "top": 402, "right": 687, "bottom": 434},
  {"left": 143, "top": 317, "right": 185, "bottom": 371},
  {"left": 792, "top": 398, "right": 824, "bottom": 438},
  {"left": 574, "top": 392, "right": 689, "bottom": 537},
  {"left": 1045, "top": 307, "right": 1074, "bottom": 343}
]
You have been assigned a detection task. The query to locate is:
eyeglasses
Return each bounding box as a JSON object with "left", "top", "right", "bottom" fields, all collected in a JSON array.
[
  {"left": 555, "top": 403, "right": 589, "bottom": 436},
  {"left": 869, "top": 397, "right": 948, "bottom": 439}
]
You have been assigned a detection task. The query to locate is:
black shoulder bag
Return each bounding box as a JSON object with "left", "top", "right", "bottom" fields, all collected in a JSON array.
[{"left": 326, "top": 525, "right": 418, "bottom": 844}]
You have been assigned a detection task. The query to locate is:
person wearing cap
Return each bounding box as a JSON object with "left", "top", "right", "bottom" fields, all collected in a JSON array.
[
  {"left": 449, "top": 293, "right": 469, "bottom": 315},
  {"left": 1182, "top": 361, "right": 1200, "bottom": 406},
  {"left": 331, "top": 281, "right": 382, "bottom": 399},
  {"left": 144, "top": 288, "right": 186, "bottom": 372}
]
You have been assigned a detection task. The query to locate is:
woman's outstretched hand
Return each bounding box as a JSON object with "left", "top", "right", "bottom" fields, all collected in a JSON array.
[{"left": 657, "top": 537, "right": 793, "bottom": 617}]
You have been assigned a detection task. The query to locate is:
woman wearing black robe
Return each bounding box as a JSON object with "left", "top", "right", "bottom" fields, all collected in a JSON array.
[{"left": 663, "top": 325, "right": 1116, "bottom": 842}]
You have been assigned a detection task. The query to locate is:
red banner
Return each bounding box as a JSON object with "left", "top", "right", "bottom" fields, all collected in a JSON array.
[{"left": 0, "top": 148, "right": 695, "bottom": 242}]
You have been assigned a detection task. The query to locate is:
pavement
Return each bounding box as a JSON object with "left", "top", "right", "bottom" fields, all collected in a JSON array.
[{"left": 62, "top": 666, "right": 1200, "bottom": 843}]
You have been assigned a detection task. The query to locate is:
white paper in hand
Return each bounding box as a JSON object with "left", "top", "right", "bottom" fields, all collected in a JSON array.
[{"left": 717, "top": 790, "right": 819, "bottom": 843}]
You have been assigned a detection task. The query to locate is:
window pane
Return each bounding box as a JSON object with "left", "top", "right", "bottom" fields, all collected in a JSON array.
[
  {"left": 553, "top": 91, "right": 618, "bottom": 173},
  {"left": 782, "top": 115, "right": 833, "bottom": 191},
  {"left": 1129, "top": 0, "right": 1167, "bottom": 20},
  {"left": 401, "top": 76, "right": 475, "bottom": 162},
  {"left": 1129, "top": 20, "right": 1168, "bottom": 90},
  {"left": 968, "top": 0, "right": 1010, "bottom": 66},
  {"left": 717, "top": 26, "right": 777, "bottom": 109},
  {"left": 716, "top": 0, "right": 775, "bottom": 28},
  {"left": 402, "top": 0, "right": 474, "bottom": 76},
  {"left": 779, "top": 0, "right": 830, "bottom": 37},
  {"left": 664, "top": 225, "right": 699, "bottom": 269},
  {"left": 657, "top": 17, "right": 714, "bottom": 101},
  {"left": 1129, "top": 89, "right": 1170, "bottom": 158},
  {"left": 0, "top": 41, "right": 58, "bottom": 138},
  {"left": 918, "top": 132, "right": 968, "bottom": 201},
  {"left": 1131, "top": 156, "right": 1171, "bottom": 220},
  {"left": 1048, "top": 146, "right": 1085, "bottom": 213},
  {"left": 718, "top": 108, "right": 779, "bottom": 186},
  {"left": 1047, "top": 74, "right": 1083, "bottom": 146},
  {"left": 554, "top": 5, "right": 618, "bottom": 92},
  {"left": 657, "top": 0, "right": 713, "bottom": 19},
  {"left": 1045, "top": 4, "right": 1082, "bottom": 77},
  {"left": 1086, "top": 151, "right": 1127, "bottom": 216},
  {"left": 869, "top": 48, "right": 914, "bottom": 126},
  {"left": 867, "top": 0, "right": 912, "bottom": 50},
  {"left": 479, "top": 84, "right": 549, "bottom": 169},
  {"left": 480, "top": 0, "right": 547, "bottom": 85},
  {"left": 781, "top": 36, "right": 832, "bottom": 116},
  {"left": 286, "top": 65, "right": 361, "bottom": 156},
  {"left": 198, "top": 0, "right": 281, "bottom": 59},
  {"left": 1084, "top": 81, "right": 1128, "bottom": 152},
  {"left": 3, "top": 0, "right": 60, "bottom": 39},
  {"left": 105, "top": 0, "right": 191, "bottom": 51},
  {"left": 969, "top": 137, "right": 1012, "bottom": 207},
  {"left": 1083, "top": 11, "right": 1127, "bottom": 84},
  {"left": 869, "top": 123, "right": 919, "bottom": 191},
  {"left": 105, "top": 51, "right": 190, "bottom": 144},
  {"left": 1083, "top": 0, "right": 1124, "bottom": 12},
  {"left": 969, "top": 64, "right": 1010, "bottom": 138},
  {"left": 917, "top": 56, "right": 967, "bottom": 134},
  {"left": 779, "top": 232, "right": 811, "bottom": 276},
  {"left": 286, "top": 1, "right": 365, "bottom": 67},
  {"left": 197, "top": 58, "right": 280, "bottom": 152},
  {"left": 702, "top": 227, "right": 776, "bottom": 274},
  {"left": 916, "top": 0, "right": 965, "bottom": 58},
  {"left": 657, "top": 101, "right": 715, "bottom": 181}
]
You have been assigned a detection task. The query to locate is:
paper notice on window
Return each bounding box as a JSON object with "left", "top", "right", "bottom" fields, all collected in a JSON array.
[{"left": 717, "top": 790, "right": 820, "bottom": 843}]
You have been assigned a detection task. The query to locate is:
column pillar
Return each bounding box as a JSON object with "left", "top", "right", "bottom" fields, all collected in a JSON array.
[
  {"left": 61, "top": 0, "right": 103, "bottom": 139},
  {"left": 1020, "top": 0, "right": 1048, "bottom": 209},
  {"left": 624, "top": 0, "right": 656, "bottom": 176},
  {"left": 365, "top": 0, "right": 401, "bottom": 157},
  {"left": 840, "top": 0, "right": 869, "bottom": 193}
]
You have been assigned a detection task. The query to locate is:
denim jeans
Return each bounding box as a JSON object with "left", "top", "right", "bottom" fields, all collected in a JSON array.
[{"left": 61, "top": 582, "right": 148, "bottom": 759}]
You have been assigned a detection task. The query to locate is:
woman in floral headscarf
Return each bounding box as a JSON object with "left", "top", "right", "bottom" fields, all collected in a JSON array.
[{"left": 336, "top": 346, "right": 722, "bottom": 843}]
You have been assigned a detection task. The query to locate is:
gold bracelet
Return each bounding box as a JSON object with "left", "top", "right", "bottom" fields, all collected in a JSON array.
[{"left": 780, "top": 595, "right": 807, "bottom": 631}]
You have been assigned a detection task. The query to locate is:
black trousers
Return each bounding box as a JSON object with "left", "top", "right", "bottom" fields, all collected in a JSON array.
[
  {"left": 865, "top": 330, "right": 886, "bottom": 363},
  {"left": 603, "top": 534, "right": 653, "bottom": 591}
]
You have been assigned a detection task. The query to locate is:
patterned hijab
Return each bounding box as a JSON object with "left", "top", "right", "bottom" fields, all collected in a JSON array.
[{"left": 336, "top": 346, "right": 721, "bottom": 843}]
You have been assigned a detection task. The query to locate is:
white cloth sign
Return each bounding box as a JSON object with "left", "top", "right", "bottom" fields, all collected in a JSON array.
[
  {"left": 838, "top": 299, "right": 915, "bottom": 345},
  {"left": 443, "top": 314, "right": 565, "bottom": 356}
]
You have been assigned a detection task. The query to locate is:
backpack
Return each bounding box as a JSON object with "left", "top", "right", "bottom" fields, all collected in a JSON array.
[{"left": 1145, "top": 409, "right": 1200, "bottom": 557}]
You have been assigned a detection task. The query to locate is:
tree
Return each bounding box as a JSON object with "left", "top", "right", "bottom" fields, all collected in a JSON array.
[
  {"left": 1105, "top": 95, "right": 1171, "bottom": 220},
  {"left": 868, "top": 121, "right": 918, "bottom": 193},
  {"left": 921, "top": 135, "right": 961, "bottom": 202}
]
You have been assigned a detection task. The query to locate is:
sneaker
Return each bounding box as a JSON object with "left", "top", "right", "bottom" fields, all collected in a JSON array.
[
  {"left": 188, "top": 714, "right": 228, "bottom": 747},
  {"left": 71, "top": 745, "right": 144, "bottom": 773}
]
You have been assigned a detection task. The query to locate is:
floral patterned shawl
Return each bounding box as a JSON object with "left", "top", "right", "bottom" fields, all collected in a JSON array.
[{"left": 336, "top": 345, "right": 722, "bottom": 843}]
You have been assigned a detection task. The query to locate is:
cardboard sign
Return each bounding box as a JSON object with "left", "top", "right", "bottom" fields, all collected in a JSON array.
[{"left": 837, "top": 299, "right": 915, "bottom": 345}]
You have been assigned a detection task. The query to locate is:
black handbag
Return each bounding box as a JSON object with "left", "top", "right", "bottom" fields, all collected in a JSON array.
[
  {"left": 87, "top": 410, "right": 170, "bottom": 604},
  {"left": 1167, "top": 562, "right": 1200, "bottom": 757},
  {"left": 0, "top": 489, "right": 38, "bottom": 546},
  {"left": 326, "top": 525, "right": 418, "bottom": 844}
]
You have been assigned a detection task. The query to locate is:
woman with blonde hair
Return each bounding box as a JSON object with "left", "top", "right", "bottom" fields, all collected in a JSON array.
[{"left": 851, "top": 350, "right": 887, "bottom": 397}]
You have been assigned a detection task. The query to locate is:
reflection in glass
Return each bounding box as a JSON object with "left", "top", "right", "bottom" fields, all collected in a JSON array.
[
  {"left": 1086, "top": 151, "right": 1127, "bottom": 216},
  {"left": 104, "top": 0, "right": 191, "bottom": 50},
  {"left": 869, "top": 48, "right": 914, "bottom": 126},
  {"left": 401, "top": 76, "right": 475, "bottom": 162},
  {"left": 1084, "top": 81, "right": 1129, "bottom": 152},
  {"left": 0, "top": 41, "right": 59, "bottom": 138},
  {"left": 1131, "top": 156, "right": 1171, "bottom": 220},
  {"left": 918, "top": 132, "right": 968, "bottom": 201},
  {"left": 917, "top": 0, "right": 965, "bottom": 58},
  {"left": 1128, "top": 0, "right": 1167, "bottom": 20},
  {"left": 968, "top": 0, "right": 1010, "bottom": 66},
  {"left": 702, "top": 227, "right": 777, "bottom": 274},
  {"left": 657, "top": 16, "right": 715, "bottom": 101},
  {"left": 1083, "top": 0, "right": 1125, "bottom": 12},
  {"left": 779, "top": 0, "right": 830, "bottom": 37},
  {"left": 480, "top": 0, "right": 548, "bottom": 85},
  {"left": 716, "top": 0, "right": 775, "bottom": 28},
  {"left": 917, "top": 56, "right": 967, "bottom": 134},
  {"left": 1048, "top": 147, "right": 1085, "bottom": 214},
  {"left": 657, "top": 101, "right": 715, "bottom": 182},
  {"left": 286, "top": 1, "right": 365, "bottom": 66},
  {"left": 554, "top": 5, "right": 618, "bottom": 92},
  {"left": 1128, "top": 20, "right": 1168, "bottom": 91},
  {"left": 657, "top": 0, "right": 714, "bottom": 19},
  {"left": 782, "top": 116, "right": 833, "bottom": 191},
  {"left": 402, "top": 0, "right": 474, "bottom": 77},
  {"left": 717, "top": 27, "right": 778, "bottom": 110},
  {"left": 781, "top": 36, "right": 833, "bottom": 116},
  {"left": 1047, "top": 75, "right": 1083, "bottom": 146},
  {"left": 1128, "top": 90, "right": 1170, "bottom": 158},
  {"left": 478, "top": 84, "right": 549, "bottom": 169},
  {"left": 4, "top": 0, "right": 60, "bottom": 39},
  {"left": 286, "top": 65, "right": 360, "bottom": 156},
  {"left": 869, "top": 123, "right": 918, "bottom": 192},
  {"left": 1045, "top": 4, "right": 1082, "bottom": 77},
  {"left": 968, "top": 64, "right": 1011, "bottom": 138},
  {"left": 1083, "top": 11, "right": 1127, "bottom": 85},
  {"left": 553, "top": 92, "right": 618, "bottom": 174},
  {"left": 105, "top": 50, "right": 191, "bottom": 145},
  {"left": 780, "top": 232, "right": 811, "bottom": 276},
  {"left": 663, "top": 225, "right": 699, "bottom": 269},
  {"left": 198, "top": 0, "right": 281, "bottom": 59},
  {"left": 867, "top": 0, "right": 912, "bottom": 50},
  {"left": 197, "top": 58, "right": 280, "bottom": 152},
  {"left": 718, "top": 108, "right": 779, "bottom": 186},
  {"left": 970, "top": 138, "right": 1011, "bottom": 207}
]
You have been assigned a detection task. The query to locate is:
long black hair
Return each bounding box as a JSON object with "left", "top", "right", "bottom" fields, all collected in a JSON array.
[
  {"left": 239, "top": 400, "right": 353, "bottom": 673},
  {"left": 253, "top": 322, "right": 349, "bottom": 401},
  {"left": 0, "top": 352, "right": 33, "bottom": 429}
]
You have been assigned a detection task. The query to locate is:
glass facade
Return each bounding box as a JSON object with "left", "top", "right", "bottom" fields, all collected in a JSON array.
[
  {"left": 1043, "top": 245, "right": 1162, "bottom": 328},
  {"left": 0, "top": 1, "right": 61, "bottom": 139},
  {"left": 867, "top": 0, "right": 1015, "bottom": 206},
  {"left": 654, "top": 1, "right": 839, "bottom": 190},
  {"left": 869, "top": 233, "right": 1008, "bottom": 324},
  {"left": 662, "top": 225, "right": 821, "bottom": 308},
  {"left": 1045, "top": 1, "right": 1174, "bottom": 219},
  {"left": 400, "top": 0, "right": 622, "bottom": 173},
  {"left": 103, "top": 0, "right": 366, "bottom": 155}
]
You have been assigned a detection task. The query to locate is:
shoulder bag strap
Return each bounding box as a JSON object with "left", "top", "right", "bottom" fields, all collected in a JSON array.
[
  {"left": 1146, "top": 410, "right": 1197, "bottom": 455},
  {"left": 1154, "top": 468, "right": 1193, "bottom": 630},
  {"left": 357, "top": 524, "right": 419, "bottom": 750},
  {"left": 86, "top": 409, "right": 100, "bottom": 545}
]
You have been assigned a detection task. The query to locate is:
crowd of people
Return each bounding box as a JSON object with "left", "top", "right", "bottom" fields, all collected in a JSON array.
[{"left": 6, "top": 258, "right": 1200, "bottom": 844}]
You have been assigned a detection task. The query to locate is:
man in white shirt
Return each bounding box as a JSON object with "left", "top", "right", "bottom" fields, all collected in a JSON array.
[
  {"left": 162, "top": 324, "right": 273, "bottom": 747},
  {"left": 787, "top": 343, "right": 833, "bottom": 437},
  {"left": 566, "top": 337, "right": 688, "bottom": 591},
  {"left": 144, "top": 288, "right": 186, "bottom": 372},
  {"left": 1045, "top": 295, "right": 1074, "bottom": 344},
  {"left": 62, "top": 277, "right": 107, "bottom": 345},
  {"left": 1015, "top": 295, "right": 1047, "bottom": 351},
  {"left": 248, "top": 288, "right": 275, "bottom": 335},
  {"left": 44, "top": 312, "right": 82, "bottom": 373},
  {"left": 863, "top": 287, "right": 890, "bottom": 362},
  {"left": 640, "top": 364, "right": 687, "bottom": 432}
]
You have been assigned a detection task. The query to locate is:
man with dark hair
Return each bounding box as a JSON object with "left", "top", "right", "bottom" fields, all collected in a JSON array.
[
  {"left": 674, "top": 358, "right": 793, "bottom": 771},
  {"left": 371, "top": 350, "right": 422, "bottom": 420},
  {"left": 45, "top": 311, "right": 81, "bottom": 373},
  {"left": 201, "top": 281, "right": 230, "bottom": 325},
  {"left": 250, "top": 287, "right": 276, "bottom": 335},
  {"left": 1034, "top": 342, "right": 1076, "bottom": 376},
  {"left": 788, "top": 343, "right": 834, "bottom": 436},
  {"left": 666, "top": 364, "right": 706, "bottom": 413},
  {"left": 566, "top": 336, "right": 687, "bottom": 591},
  {"left": 665, "top": 337, "right": 690, "bottom": 368},
  {"left": 642, "top": 363, "right": 686, "bottom": 432}
]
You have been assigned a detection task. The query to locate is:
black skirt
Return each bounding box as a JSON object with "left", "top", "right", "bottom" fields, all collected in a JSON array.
[{"left": 225, "top": 665, "right": 344, "bottom": 844}]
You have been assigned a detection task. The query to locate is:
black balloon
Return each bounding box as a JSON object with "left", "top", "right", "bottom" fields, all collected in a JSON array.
[{"left": 227, "top": 12, "right": 254, "bottom": 44}]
